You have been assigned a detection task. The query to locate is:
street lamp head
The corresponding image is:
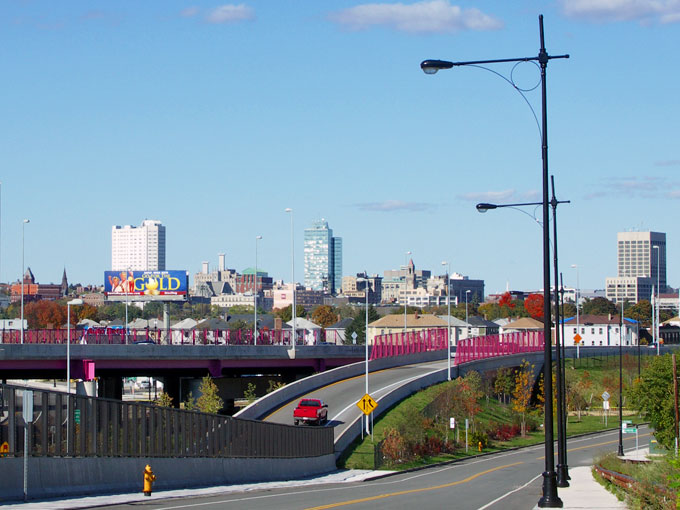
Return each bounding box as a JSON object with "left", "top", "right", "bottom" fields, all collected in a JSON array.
[
  {"left": 284, "top": 208, "right": 292, "bottom": 213},
  {"left": 476, "top": 203, "right": 497, "bottom": 213},
  {"left": 256, "top": 235, "right": 262, "bottom": 240},
  {"left": 441, "top": 261, "right": 448, "bottom": 266},
  {"left": 420, "top": 59, "right": 454, "bottom": 74},
  {"left": 68, "top": 298, "right": 83, "bottom": 306},
  {"left": 23, "top": 219, "right": 30, "bottom": 224}
]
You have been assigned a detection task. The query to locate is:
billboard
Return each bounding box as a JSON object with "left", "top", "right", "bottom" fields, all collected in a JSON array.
[{"left": 105, "top": 270, "right": 188, "bottom": 302}]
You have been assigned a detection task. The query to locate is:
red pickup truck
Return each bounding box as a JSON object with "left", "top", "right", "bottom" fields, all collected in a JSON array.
[{"left": 293, "top": 398, "right": 328, "bottom": 426}]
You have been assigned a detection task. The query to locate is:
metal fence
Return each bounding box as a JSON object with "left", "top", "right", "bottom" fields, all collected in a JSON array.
[
  {"left": 455, "top": 331, "right": 544, "bottom": 365},
  {"left": 0, "top": 384, "right": 333, "bottom": 459}
]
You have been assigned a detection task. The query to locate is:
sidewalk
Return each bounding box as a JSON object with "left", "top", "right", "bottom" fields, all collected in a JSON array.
[
  {"left": 534, "top": 448, "right": 650, "bottom": 509},
  {"left": 0, "top": 470, "right": 390, "bottom": 510}
]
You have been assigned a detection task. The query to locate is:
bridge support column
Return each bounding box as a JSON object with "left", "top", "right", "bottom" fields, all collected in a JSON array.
[
  {"left": 75, "top": 380, "right": 96, "bottom": 397},
  {"left": 97, "top": 376, "right": 123, "bottom": 400}
]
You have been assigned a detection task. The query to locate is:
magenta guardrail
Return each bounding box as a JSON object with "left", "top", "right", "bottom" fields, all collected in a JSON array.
[
  {"left": 369, "top": 328, "right": 448, "bottom": 360},
  {"left": 0, "top": 328, "right": 327, "bottom": 346},
  {"left": 454, "top": 331, "right": 544, "bottom": 365}
]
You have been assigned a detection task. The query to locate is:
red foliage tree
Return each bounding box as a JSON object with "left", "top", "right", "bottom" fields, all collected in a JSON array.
[
  {"left": 498, "top": 291, "right": 516, "bottom": 309},
  {"left": 524, "top": 293, "right": 544, "bottom": 319}
]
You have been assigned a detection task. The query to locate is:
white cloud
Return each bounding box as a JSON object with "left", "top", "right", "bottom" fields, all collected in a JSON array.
[
  {"left": 560, "top": 0, "right": 680, "bottom": 24},
  {"left": 459, "top": 189, "right": 516, "bottom": 202},
  {"left": 357, "top": 200, "right": 436, "bottom": 212},
  {"left": 181, "top": 7, "right": 200, "bottom": 18},
  {"left": 329, "top": 0, "right": 503, "bottom": 33},
  {"left": 206, "top": 4, "right": 255, "bottom": 24}
]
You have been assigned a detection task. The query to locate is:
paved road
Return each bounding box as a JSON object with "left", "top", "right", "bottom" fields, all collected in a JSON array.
[
  {"left": 263, "top": 360, "right": 448, "bottom": 441},
  {"left": 84, "top": 427, "right": 648, "bottom": 510}
]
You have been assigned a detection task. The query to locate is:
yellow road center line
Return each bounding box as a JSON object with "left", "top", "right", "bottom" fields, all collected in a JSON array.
[{"left": 304, "top": 461, "right": 523, "bottom": 510}]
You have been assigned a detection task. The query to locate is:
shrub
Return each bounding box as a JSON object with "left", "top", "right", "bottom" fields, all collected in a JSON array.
[{"left": 471, "top": 430, "right": 489, "bottom": 449}]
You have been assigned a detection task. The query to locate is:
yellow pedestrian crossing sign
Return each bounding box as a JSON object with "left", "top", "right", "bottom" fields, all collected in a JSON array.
[{"left": 357, "top": 394, "right": 378, "bottom": 415}]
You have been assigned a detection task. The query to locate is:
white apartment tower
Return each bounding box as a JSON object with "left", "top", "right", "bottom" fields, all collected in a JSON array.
[
  {"left": 606, "top": 231, "right": 666, "bottom": 303},
  {"left": 111, "top": 220, "right": 166, "bottom": 271}
]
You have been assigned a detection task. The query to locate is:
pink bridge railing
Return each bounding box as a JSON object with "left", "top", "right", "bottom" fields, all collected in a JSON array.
[
  {"left": 454, "top": 331, "right": 544, "bottom": 365},
  {"left": 0, "top": 328, "right": 322, "bottom": 346},
  {"left": 369, "top": 328, "right": 448, "bottom": 360},
  {"left": 369, "top": 329, "right": 545, "bottom": 364}
]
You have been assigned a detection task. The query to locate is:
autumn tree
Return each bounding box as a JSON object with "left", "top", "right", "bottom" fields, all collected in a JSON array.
[
  {"left": 311, "top": 305, "right": 338, "bottom": 328},
  {"left": 524, "top": 294, "right": 544, "bottom": 320},
  {"left": 512, "top": 360, "right": 536, "bottom": 436},
  {"left": 24, "top": 300, "right": 67, "bottom": 329}
]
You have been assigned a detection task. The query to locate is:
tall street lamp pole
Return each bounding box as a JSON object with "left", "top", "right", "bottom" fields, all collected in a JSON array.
[
  {"left": 357, "top": 277, "right": 370, "bottom": 434},
  {"left": 66, "top": 297, "right": 83, "bottom": 454},
  {"left": 285, "top": 208, "right": 295, "bottom": 354},
  {"left": 653, "top": 245, "right": 660, "bottom": 355},
  {"left": 403, "top": 251, "right": 411, "bottom": 334},
  {"left": 442, "top": 261, "right": 452, "bottom": 381},
  {"left": 422, "top": 15, "right": 568, "bottom": 507},
  {"left": 571, "top": 264, "right": 580, "bottom": 359},
  {"left": 21, "top": 219, "right": 30, "bottom": 344},
  {"left": 618, "top": 298, "right": 625, "bottom": 456},
  {"left": 465, "top": 290, "right": 471, "bottom": 339},
  {"left": 254, "top": 235, "right": 262, "bottom": 346},
  {"left": 477, "top": 185, "right": 571, "bottom": 486}
]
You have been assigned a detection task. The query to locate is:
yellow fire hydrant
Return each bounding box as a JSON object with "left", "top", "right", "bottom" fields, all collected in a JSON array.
[
  {"left": 143, "top": 465, "right": 156, "bottom": 496},
  {"left": 478, "top": 441, "right": 482, "bottom": 452}
]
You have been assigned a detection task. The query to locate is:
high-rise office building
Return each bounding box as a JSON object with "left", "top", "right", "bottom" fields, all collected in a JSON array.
[
  {"left": 111, "top": 220, "right": 166, "bottom": 271},
  {"left": 303, "top": 219, "right": 342, "bottom": 293},
  {"left": 606, "top": 231, "right": 666, "bottom": 303}
]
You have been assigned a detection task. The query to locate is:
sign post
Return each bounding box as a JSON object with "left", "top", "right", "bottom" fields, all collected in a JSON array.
[
  {"left": 602, "top": 391, "right": 610, "bottom": 427},
  {"left": 356, "top": 394, "right": 378, "bottom": 440},
  {"left": 23, "top": 390, "right": 33, "bottom": 502}
]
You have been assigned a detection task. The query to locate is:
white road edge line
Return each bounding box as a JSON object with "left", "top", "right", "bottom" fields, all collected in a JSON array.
[{"left": 476, "top": 473, "right": 543, "bottom": 510}]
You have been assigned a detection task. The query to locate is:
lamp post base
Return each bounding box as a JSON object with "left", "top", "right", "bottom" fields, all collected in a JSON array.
[
  {"left": 556, "top": 463, "right": 570, "bottom": 487},
  {"left": 538, "top": 471, "right": 563, "bottom": 508}
]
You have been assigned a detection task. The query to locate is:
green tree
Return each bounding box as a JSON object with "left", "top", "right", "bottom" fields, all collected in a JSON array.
[
  {"left": 274, "top": 304, "right": 306, "bottom": 322},
  {"left": 243, "top": 382, "right": 257, "bottom": 404},
  {"left": 494, "top": 367, "right": 514, "bottom": 404},
  {"left": 155, "top": 392, "right": 174, "bottom": 408},
  {"left": 142, "top": 302, "right": 164, "bottom": 320},
  {"left": 581, "top": 297, "right": 618, "bottom": 316},
  {"left": 629, "top": 354, "right": 676, "bottom": 448},
  {"left": 560, "top": 302, "right": 577, "bottom": 319},
  {"left": 344, "top": 306, "right": 380, "bottom": 344},
  {"left": 195, "top": 376, "right": 224, "bottom": 414},
  {"left": 228, "top": 305, "right": 255, "bottom": 315},
  {"left": 626, "top": 300, "right": 652, "bottom": 326}
]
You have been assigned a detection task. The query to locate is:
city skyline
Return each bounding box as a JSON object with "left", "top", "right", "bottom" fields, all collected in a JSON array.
[{"left": 1, "top": 1, "right": 678, "bottom": 294}]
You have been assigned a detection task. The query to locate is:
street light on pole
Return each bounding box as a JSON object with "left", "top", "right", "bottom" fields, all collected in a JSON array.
[
  {"left": 653, "top": 245, "right": 660, "bottom": 355},
  {"left": 254, "top": 235, "right": 262, "bottom": 346},
  {"left": 125, "top": 268, "right": 130, "bottom": 345},
  {"left": 421, "top": 15, "right": 568, "bottom": 507},
  {"left": 571, "top": 264, "right": 580, "bottom": 359},
  {"left": 285, "top": 208, "right": 295, "bottom": 354},
  {"left": 21, "top": 219, "right": 30, "bottom": 344},
  {"left": 618, "top": 296, "right": 625, "bottom": 456},
  {"left": 403, "top": 251, "right": 411, "bottom": 334},
  {"left": 465, "top": 290, "right": 471, "bottom": 339},
  {"left": 66, "top": 298, "right": 83, "bottom": 454},
  {"left": 357, "top": 277, "right": 370, "bottom": 434},
  {"left": 442, "top": 261, "right": 452, "bottom": 381},
  {"left": 476, "top": 184, "right": 571, "bottom": 486}
]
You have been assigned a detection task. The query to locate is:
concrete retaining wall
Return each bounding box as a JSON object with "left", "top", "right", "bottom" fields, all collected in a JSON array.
[
  {"left": 2, "top": 454, "right": 337, "bottom": 502},
  {"left": 235, "top": 350, "right": 447, "bottom": 420}
]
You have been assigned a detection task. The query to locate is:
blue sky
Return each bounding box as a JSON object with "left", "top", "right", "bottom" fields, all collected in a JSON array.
[{"left": 1, "top": 1, "right": 678, "bottom": 295}]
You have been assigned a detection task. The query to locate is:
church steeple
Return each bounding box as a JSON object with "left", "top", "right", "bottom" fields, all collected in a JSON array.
[{"left": 61, "top": 268, "right": 68, "bottom": 297}]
